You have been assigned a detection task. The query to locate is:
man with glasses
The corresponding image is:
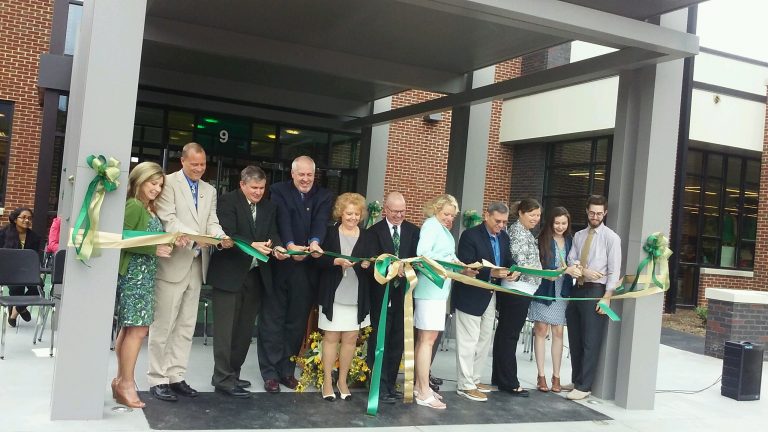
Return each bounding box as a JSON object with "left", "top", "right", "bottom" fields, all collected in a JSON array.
[
  {"left": 565, "top": 195, "right": 622, "bottom": 400},
  {"left": 453, "top": 202, "right": 517, "bottom": 402},
  {"left": 366, "top": 192, "right": 419, "bottom": 404}
]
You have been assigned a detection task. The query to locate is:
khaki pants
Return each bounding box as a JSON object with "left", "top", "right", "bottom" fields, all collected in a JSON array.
[
  {"left": 455, "top": 293, "right": 496, "bottom": 390},
  {"left": 147, "top": 259, "right": 203, "bottom": 386}
]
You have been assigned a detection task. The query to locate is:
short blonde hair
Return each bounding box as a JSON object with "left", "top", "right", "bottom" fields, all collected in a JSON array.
[
  {"left": 423, "top": 193, "right": 459, "bottom": 217},
  {"left": 332, "top": 192, "right": 367, "bottom": 221}
]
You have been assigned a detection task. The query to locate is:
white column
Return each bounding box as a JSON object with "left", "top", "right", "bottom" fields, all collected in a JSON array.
[
  {"left": 460, "top": 66, "right": 495, "bottom": 219},
  {"left": 51, "top": 0, "right": 147, "bottom": 420},
  {"left": 599, "top": 9, "right": 689, "bottom": 409},
  {"left": 366, "top": 97, "right": 392, "bottom": 202}
]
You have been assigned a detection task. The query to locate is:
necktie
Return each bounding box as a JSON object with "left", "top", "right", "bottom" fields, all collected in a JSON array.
[
  {"left": 250, "top": 202, "right": 258, "bottom": 223},
  {"left": 490, "top": 235, "right": 500, "bottom": 266},
  {"left": 392, "top": 225, "right": 400, "bottom": 257},
  {"left": 392, "top": 225, "right": 401, "bottom": 288},
  {"left": 190, "top": 182, "right": 198, "bottom": 209},
  {"left": 578, "top": 228, "right": 596, "bottom": 285}
]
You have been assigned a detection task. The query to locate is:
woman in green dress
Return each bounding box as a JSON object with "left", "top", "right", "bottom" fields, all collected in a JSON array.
[{"left": 112, "top": 162, "right": 179, "bottom": 408}]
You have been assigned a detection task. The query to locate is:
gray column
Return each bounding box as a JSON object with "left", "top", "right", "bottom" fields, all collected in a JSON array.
[
  {"left": 50, "top": 0, "right": 147, "bottom": 420},
  {"left": 598, "top": 9, "right": 688, "bottom": 409},
  {"left": 460, "top": 66, "right": 495, "bottom": 219},
  {"left": 365, "top": 97, "right": 392, "bottom": 202}
]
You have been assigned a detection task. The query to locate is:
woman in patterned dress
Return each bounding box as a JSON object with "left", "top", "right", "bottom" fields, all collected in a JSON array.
[
  {"left": 492, "top": 198, "right": 541, "bottom": 397},
  {"left": 112, "top": 162, "right": 179, "bottom": 408},
  {"left": 531, "top": 207, "right": 581, "bottom": 392}
]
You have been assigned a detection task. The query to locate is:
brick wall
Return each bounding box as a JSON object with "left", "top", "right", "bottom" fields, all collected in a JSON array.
[
  {"left": 384, "top": 58, "right": 522, "bottom": 225},
  {"left": 705, "top": 298, "right": 768, "bottom": 359},
  {"left": 697, "top": 88, "right": 768, "bottom": 306},
  {"left": 0, "top": 1, "right": 53, "bottom": 217}
]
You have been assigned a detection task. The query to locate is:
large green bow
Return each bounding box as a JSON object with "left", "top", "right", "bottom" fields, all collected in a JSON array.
[
  {"left": 71, "top": 155, "right": 121, "bottom": 261},
  {"left": 365, "top": 200, "right": 383, "bottom": 228},
  {"left": 620, "top": 232, "right": 672, "bottom": 293}
]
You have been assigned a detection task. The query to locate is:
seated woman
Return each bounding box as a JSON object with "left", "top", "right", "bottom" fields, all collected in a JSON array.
[
  {"left": 0, "top": 207, "right": 42, "bottom": 327},
  {"left": 316, "top": 192, "right": 371, "bottom": 401},
  {"left": 112, "top": 162, "right": 183, "bottom": 409}
]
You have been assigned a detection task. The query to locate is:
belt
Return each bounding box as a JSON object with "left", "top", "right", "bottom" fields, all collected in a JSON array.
[{"left": 579, "top": 282, "right": 605, "bottom": 288}]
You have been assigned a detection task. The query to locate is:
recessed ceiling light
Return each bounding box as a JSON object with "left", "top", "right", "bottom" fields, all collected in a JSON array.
[
  {"left": 285, "top": 129, "right": 300, "bottom": 135},
  {"left": 267, "top": 134, "right": 276, "bottom": 139}
]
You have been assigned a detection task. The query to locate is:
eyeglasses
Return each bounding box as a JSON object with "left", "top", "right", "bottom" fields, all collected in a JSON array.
[
  {"left": 17, "top": 216, "right": 32, "bottom": 221},
  {"left": 386, "top": 207, "right": 406, "bottom": 215},
  {"left": 587, "top": 211, "right": 605, "bottom": 218}
]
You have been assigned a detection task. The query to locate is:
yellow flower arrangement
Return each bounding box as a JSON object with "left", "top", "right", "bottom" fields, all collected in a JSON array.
[{"left": 291, "top": 326, "right": 374, "bottom": 392}]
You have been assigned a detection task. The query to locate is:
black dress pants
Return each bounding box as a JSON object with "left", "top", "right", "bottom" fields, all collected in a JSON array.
[
  {"left": 367, "top": 280, "right": 404, "bottom": 395},
  {"left": 492, "top": 293, "right": 531, "bottom": 389},
  {"left": 8, "top": 285, "right": 40, "bottom": 314},
  {"left": 211, "top": 268, "right": 262, "bottom": 390},
  {"left": 258, "top": 263, "right": 314, "bottom": 380},
  {"left": 565, "top": 283, "right": 608, "bottom": 392}
]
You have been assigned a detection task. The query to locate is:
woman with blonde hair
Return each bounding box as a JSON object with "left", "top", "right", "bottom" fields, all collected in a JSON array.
[
  {"left": 111, "top": 162, "right": 182, "bottom": 408},
  {"left": 316, "top": 192, "right": 371, "bottom": 401},
  {"left": 412, "top": 194, "right": 475, "bottom": 409}
]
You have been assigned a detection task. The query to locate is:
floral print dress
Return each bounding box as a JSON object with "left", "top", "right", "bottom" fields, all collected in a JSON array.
[{"left": 116, "top": 216, "right": 162, "bottom": 327}]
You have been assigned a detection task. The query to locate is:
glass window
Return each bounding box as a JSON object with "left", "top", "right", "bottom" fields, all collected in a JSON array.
[
  {"left": 64, "top": 3, "right": 83, "bottom": 56},
  {"left": 279, "top": 127, "right": 328, "bottom": 162},
  {"left": 328, "top": 134, "right": 360, "bottom": 168},
  {"left": 543, "top": 136, "right": 612, "bottom": 231},
  {"left": 251, "top": 123, "right": 277, "bottom": 159},
  {"left": 167, "top": 111, "right": 194, "bottom": 131},
  {"left": 0, "top": 101, "right": 14, "bottom": 205}
]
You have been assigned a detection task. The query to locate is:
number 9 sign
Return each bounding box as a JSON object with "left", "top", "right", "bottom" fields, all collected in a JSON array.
[{"left": 219, "top": 129, "right": 229, "bottom": 143}]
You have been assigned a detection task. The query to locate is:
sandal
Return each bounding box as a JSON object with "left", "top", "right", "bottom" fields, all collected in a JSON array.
[
  {"left": 414, "top": 389, "right": 443, "bottom": 400},
  {"left": 551, "top": 376, "right": 562, "bottom": 393},
  {"left": 416, "top": 393, "right": 446, "bottom": 410},
  {"left": 537, "top": 375, "right": 549, "bottom": 392}
]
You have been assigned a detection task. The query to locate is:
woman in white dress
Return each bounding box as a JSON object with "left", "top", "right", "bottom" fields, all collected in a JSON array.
[{"left": 316, "top": 193, "right": 371, "bottom": 402}]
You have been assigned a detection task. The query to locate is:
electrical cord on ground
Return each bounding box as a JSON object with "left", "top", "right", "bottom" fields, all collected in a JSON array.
[{"left": 655, "top": 375, "right": 722, "bottom": 394}]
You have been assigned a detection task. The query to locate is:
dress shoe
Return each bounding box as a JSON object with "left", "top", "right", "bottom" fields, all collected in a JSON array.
[
  {"left": 428, "top": 381, "right": 440, "bottom": 392},
  {"left": 215, "top": 386, "right": 252, "bottom": 399},
  {"left": 169, "top": 380, "right": 199, "bottom": 398},
  {"left": 475, "top": 383, "right": 493, "bottom": 393},
  {"left": 279, "top": 375, "right": 299, "bottom": 390},
  {"left": 19, "top": 309, "right": 32, "bottom": 322},
  {"left": 150, "top": 384, "right": 178, "bottom": 402},
  {"left": 264, "top": 379, "right": 281, "bottom": 393},
  {"left": 457, "top": 388, "right": 487, "bottom": 402},
  {"left": 429, "top": 374, "right": 443, "bottom": 386},
  {"left": 560, "top": 382, "right": 575, "bottom": 391},
  {"left": 566, "top": 389, "right": 591, "bottom": 400},
  {"left": 337, "top": 384, "right": 351, "bottom": 401},
  {"left": 8, "top": 315, "right": 17, "bottom": 328},
  {"left": 236, "top": 379, "right": 252, "bottom": 388},
  {"left": 379, "top": 393, "right": 397, "bottom": 404},
  {"left": 391, "top": 390, "right": 404, "bottom": 399}
]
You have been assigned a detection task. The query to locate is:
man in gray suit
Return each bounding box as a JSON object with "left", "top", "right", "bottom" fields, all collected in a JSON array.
[{"left": 148, "top": 142, "right": 233, "bottom": 402}]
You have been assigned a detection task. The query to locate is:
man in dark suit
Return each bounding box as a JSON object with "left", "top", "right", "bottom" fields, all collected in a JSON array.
[
  {"left": 366, "top": 192, "right": 419, "bottom": 404},
  {"left": 453, "top": 202, "right": 518, "bottom": 402},
  {"left": 261, "top": 155, "right": 333, "bottom": 392},
  {"left": 207, "top": 166, "right": 288, "bottom": 398}
]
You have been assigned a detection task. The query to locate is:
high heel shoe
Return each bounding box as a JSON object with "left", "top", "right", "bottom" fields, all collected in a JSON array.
[
  {"left": 114, "top": 385, "right": 146, "bottom": 409},
  {"left": 337, "top": 384, "right": 351, "bottom": 401},
  {"left": 551, "top": 375, "right": 562, "bottom": 393},
  {"left": 537, "top": 375, "right": 549, "bottom": 392},
  {"left": 322, "top": 382, "right": 336, "bottom": 402}
]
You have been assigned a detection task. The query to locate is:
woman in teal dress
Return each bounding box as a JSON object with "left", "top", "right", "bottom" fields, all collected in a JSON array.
[
  {"left": 112, "top": 162, "right": 178, "bottom": 408},
  {"left": 412, "top": 194, "right": 476, "bottom": 410}
]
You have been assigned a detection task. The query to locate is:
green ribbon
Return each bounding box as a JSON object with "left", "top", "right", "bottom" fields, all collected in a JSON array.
[
  {"left": 231, "top": 236, "right": 269, "bottom": 263},
  {"left": 71, "top": 155, "right": 121, "bottom": 261},
  {"left": 366, "top": 201, "right": 383, "bottom": 229},
  {"left": 618, "top": 233, "right": 668, "bottom": 294},
  {"left": 462, "top": 210, "right": 483, "bottom": 229},
  {"left": 366, "top": 281, "right": 390, "bottom": 416}
]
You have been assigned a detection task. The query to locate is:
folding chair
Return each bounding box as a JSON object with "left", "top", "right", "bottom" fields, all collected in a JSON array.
[
  {"left": 0, "top": 249, "right": 56, "bottom": 359},
  {"left": 199, "top": 286, "right": 214, "bottom": 345},
  {"left": 34, "top": 250, "right": 65, "bottom": 343}
]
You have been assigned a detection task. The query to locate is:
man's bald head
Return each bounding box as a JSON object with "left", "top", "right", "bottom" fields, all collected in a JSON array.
[
  {"left": 291, "top": 155, "right": 316, "bottom": 193},
  {"left": 384, "top": 191, "right": 407, "bottom": 226}
]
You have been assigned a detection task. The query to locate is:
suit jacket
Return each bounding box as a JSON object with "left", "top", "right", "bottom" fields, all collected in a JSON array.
[
  {"left": 155, "top": 170, "right": 225, "bottom": 284},
  {"left": 366, "top": 218, "right": 419, "bottom": 290},
  {"left": 452, "top": 224, "right": 512, "bottom": 316},
  {"left": 207, "top": 189, "right": 281, "bottom": 293},
  {"left": 269, "top": 180, "right": 333, "bottom": 248},
  {"left": 316, "top": 224, "right": 370, "bottom": 323}
]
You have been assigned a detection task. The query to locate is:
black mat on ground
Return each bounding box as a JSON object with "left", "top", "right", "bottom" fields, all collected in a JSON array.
[
  {"left": 661, "top": 327, "right": 705, "bottom": 355},
  {"left": 140, "top": 390, "right": 611, "bottom": 430}
]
